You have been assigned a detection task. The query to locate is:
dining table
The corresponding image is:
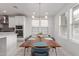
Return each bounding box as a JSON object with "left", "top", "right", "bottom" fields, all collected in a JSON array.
[{"left": 20, "top": 37, "right": 61, "bottom": 56}]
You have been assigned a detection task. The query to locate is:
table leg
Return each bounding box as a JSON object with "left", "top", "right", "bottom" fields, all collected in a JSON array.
[
  {"left": 54, "top": 47, "right": 57, "bottom": 56},
  {"left": 24, "top": 47, "right": 26, "bottom": 56},
  {"left": 52, "top": 48, "right": 54, "bottom": 52}
]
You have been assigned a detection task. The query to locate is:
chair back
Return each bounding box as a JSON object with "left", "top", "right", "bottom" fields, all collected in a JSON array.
[
  {"left": 51, "top": 37, "right": 55, "bottom": 41},
  {"left": 25, "top": 35, "right": 32, "bottom": 41},
  {"left": 31, "top": 47, "right": 49, "bottom": 56},
  {"left": 48, "top": 35, "right": 55, "bottom": 41}
]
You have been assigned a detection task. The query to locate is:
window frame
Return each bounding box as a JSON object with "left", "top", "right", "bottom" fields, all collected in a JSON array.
[{"left": 32, "top": 19, "right": 48, "bottom": 35}]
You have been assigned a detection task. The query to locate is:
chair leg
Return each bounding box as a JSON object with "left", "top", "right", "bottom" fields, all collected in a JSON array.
[
  {"left": 27, "top": 48, "right": 29, "bottom": 52},
  {"left": 27, "top": 48, "right": 29, "bottom": 56},
  {"left": 54, "top": 47, "right": 57, "bottom": 56},
  {"left": 24, "top": 48, "right": 26, "bottom": 56}
]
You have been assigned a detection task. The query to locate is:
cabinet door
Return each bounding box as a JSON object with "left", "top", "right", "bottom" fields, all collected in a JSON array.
[
  {"left": 15, "top": 16, "right": 24, "bottom": 25},
  {"left": 9, "top": 16, "right": 15, "bottom": 27}
]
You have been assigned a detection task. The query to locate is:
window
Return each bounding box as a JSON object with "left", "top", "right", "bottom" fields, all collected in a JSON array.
[
  {"left": 72, "top": 5, "right": 79, "bottom": 43},
  {"left": 32, "top": 20, "right": 39, "bottom": 27},
  {"left": 32, "top": 19, "right": 48, "bottom": 34},
  {"left": 58, "top": 4, "right": 79, "bottom": 43},
  {"left": 40, "top": 20, "right": 48, "bottom": 27},
  {"left": 73, "top": 5, "right": 79, "bottom": 18},
  {"left": 59, "top": 12, "right": 68, "bottom": 38}
]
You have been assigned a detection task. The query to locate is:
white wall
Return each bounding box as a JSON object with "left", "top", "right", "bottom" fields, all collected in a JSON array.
[
  {"left": 48, "top": 17, "right": 54, "bottom": 35},
  {"left": 53, "top": 4, "right": 79, "bottom": 55},
  {"left": 24, "top": 17, "right": 32, "bottom": 38}
]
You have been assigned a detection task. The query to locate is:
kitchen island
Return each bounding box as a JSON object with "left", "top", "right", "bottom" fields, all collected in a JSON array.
[{"left": 0, "top": 32, "right": 17, "bottom": 56}]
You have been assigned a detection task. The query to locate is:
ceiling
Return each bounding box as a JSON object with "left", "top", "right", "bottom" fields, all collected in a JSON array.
[{"left": 0, "top": 3, "right": 74, "bottom": 17}]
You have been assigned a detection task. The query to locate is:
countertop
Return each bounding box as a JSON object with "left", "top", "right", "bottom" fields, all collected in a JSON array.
[{"left": 0, "top": 32, "right": 17, "bottom": 38}]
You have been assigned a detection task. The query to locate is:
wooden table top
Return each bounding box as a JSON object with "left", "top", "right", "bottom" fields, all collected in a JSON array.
[{"left": 20, "top": 38, "right": 61, "bottom": 48}]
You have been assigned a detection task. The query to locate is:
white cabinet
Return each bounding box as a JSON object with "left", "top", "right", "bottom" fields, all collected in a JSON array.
[
  {"left": 9, "top": 16, "right": 15, "bottom": 27},
  {"left": 9, "top": 16, "right": 25, "bottom": 27},
  {"left": 15, "top": 16, "right": 24, "bottom": 25},
  {"left": 9, "top": 16, "right": 26, "bottom": 40},
  {"left": 0, "top": 32, "right": 17, "bottom": 56}
]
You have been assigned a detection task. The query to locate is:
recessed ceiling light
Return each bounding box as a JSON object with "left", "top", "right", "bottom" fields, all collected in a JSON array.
[{"left": 32, "top": 16, "right": 35, "bottom": 19}]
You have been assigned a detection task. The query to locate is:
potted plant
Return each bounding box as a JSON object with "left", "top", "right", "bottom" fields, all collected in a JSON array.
[
  {"left": 37, "top": 32, "right": 43, "bottom": 41},
  {"left": 37, "top": 32, "right": 43, "bottom": 37}
]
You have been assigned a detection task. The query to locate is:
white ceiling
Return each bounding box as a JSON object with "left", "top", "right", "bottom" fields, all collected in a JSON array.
[{"left": 0, "top": 3, "right": 74, "bottom": 17}]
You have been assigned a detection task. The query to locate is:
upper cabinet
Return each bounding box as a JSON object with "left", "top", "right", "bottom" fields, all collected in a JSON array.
[
  {"left": 9, "top": 16, "right": 26, "bottom": 28},
  {"left": 15, "top": 16, "right": 24, "bottom": 25},
  {"left": 9, "top": 16, "right": 15, "bottom": 27}
]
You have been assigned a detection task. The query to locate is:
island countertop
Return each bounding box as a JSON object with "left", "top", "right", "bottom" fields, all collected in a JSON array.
[
  {"left": 0, "top": 32, "right": 17, "bottom": 38},
  {"left": 0, "top": 32, "right": 17, "bottom": 56}
]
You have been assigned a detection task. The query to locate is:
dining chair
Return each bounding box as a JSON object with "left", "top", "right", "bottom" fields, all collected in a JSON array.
[
  {"left": 48, "top": 35, "right": 57, "bottom": 56},
  {"left": 25, "top": 35, "right": 32, "bottom": 41},
  {"left": 24, "top": 35, "right": 32, "bottom": 56},
  {"left": 31, "top": 47, "right": 49, "bottom": 56},
  {"left": 48, "top": 35, "right": 55, "bottom": 41},
  {"left": 31, "top": 41, "right": 49, "bottom": 56}
]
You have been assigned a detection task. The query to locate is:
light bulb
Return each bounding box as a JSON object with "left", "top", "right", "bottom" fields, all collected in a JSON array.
[
  {"left": 45, "top": 16, "right": 48, "bottom": 19},
  {"left": 32, "top": 16, "right": 35, "bottom": 19}
]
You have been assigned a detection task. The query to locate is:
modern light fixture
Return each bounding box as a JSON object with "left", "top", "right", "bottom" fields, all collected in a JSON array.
[
  {"left": 32, "top": 15, "right": 35, "bottom": 19},
  {"left": 45, "top": 12, "right": 48, "bottom": 19},
  {"left": 39, "top": 3, "right": 41, "bottom": 20},
  {"left": 45, "top": 16, "right": 48, "bottom": 19},
  {"left": 32, "top": 3, "right": 48, "bottom": 20},
  {"left": 32, "top": 12, "right": 35, "bottom": 19}
]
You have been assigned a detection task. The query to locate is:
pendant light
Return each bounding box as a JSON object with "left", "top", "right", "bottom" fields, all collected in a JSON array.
[
  {"left": 3, "top": 16, "right": 6, "bottom": 23},
  {"left": 39, "top": 3, "right": 41, "bottom": 20}
]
